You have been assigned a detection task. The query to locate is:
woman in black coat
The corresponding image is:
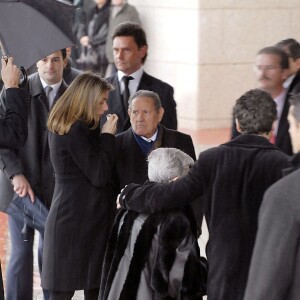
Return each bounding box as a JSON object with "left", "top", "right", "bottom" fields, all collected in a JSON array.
[{"left": 41, "top": 72, "right": 118, "bottom": 300}]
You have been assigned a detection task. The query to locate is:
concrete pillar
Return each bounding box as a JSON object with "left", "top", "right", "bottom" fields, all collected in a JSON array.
[{"left": 129, "top": 0, "right": 300, "bottom": 131}]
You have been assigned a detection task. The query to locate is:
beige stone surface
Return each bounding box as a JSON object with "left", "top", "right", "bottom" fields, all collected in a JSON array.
[{"left": 130, "top": 0, "right": 300, "bottom": 129}]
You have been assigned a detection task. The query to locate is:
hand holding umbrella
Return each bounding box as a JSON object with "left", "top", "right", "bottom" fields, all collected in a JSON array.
[{"left": 1, "top": 56, "right": 20, "bottom": 88}]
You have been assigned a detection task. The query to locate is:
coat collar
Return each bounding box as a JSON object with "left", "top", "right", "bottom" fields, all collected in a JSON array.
[
  {"left": 28, "top": 72, "right": 67, "bottom": 99},
  {"left": 224, "top": 134, "right": 280, "bottom": 150}
]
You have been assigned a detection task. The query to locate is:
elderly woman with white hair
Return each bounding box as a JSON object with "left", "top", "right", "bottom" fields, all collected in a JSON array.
[{"left": 99, "top": 148, "right": 207, "bottom": 300}]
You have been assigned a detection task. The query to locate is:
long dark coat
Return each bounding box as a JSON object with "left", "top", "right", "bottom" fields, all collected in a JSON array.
[
  {"left": 244, "top": 153, "right": 300, "bottom": 300},
  {"left": 100, "top": 72, "right": 177, "bottom": 133},
  {"left": 0, "top": 73, "right": 68, "bottom": 211},
  {"left": 41, "top": 122, "right": 116, "bottom": 291},
  {"left": 119, "top": 134, "right": 291, "bottom": 300}
]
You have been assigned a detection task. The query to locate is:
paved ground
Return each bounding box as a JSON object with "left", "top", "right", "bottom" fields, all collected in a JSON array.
[{"left": 0, "top": 127, "right": 230, "bottom": 299}]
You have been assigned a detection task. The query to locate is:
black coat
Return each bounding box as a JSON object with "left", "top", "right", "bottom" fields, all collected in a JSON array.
[
  {"left": 113, "top": 124, "right": 203, "bottom": 235},
  {"left": 0, "top": 88, "right": 29, "bottom": 149},
  {"left": 0, "top": 73, "right": 68, "bottom": 211},
  {"left": 100, "top": 72, "right": 177, "bottom": 134},
  {"left": 119, "top": 134, "right": 291, "bottom": 300},
  {"left": 113, "top": 125, "right": 195, "bottom": 192},
  {"left": 41, "top": 123, "right": 116, "bottom": 291}
]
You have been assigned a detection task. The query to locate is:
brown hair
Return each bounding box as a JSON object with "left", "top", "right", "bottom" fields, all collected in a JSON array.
[{"left": 47, "top": 72, "right": 113, "bottom": 135}]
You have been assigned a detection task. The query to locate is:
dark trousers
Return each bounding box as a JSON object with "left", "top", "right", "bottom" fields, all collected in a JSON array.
[
  {"left": 50, "top": 288, "right": 99, "bottom": 300},
  {"left": 5, "top": 197, "right": 50, "bottom": 300}
]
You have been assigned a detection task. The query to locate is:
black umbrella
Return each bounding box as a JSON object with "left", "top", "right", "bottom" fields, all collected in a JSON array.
[{"left": 0, "top": 0, "right": 77, "bottom": 70}]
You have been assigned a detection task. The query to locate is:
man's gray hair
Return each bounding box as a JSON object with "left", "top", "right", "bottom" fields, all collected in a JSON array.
[
  {"left": 148, "top": 148, "right": 194, "bottom": 183},
  {"left": 128, "top": 90, "right": 162, "bottom": 110}
]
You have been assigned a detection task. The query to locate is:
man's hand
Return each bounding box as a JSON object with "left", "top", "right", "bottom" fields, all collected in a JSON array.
[
  {"left": 1, "top": 57, "right": 20, "bottom": 89},
  {"left": 116, "top": 186, "right": 127, "bottom": 209},
  {"left": 11, "top": 174, "right": 35, "bottom": 203}
]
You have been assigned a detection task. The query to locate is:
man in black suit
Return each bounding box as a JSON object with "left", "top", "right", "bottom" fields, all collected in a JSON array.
[
  {"left": 0, "top": 50, "right": 68, "bottom": 300},
  {"left": 276, "top": 38, "right": 300, "bottom": 95},
  {"left": 100, "top": 21, "right": 177, "bottom": 134},
  {"left": 113, "top": 90, "right": 202, "bottom": 232},
  {"left": 231, "top": 46, "right": 292, "bottom": 155}
]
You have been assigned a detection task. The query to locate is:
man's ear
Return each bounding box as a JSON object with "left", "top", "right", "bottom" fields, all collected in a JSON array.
[
  {"left": 235, "top": 118, "right": 242, "bottom": 133},
  {"left": 282, "top": 68, "right": 289, "bottom": 81},
  {"left": 63, "top": 58, "right": 68, "bottom": 68},
  {"left": 139, "top": 45, "right": 148, "bottom": 61},
  {"left": 295, "top": 58, "right": 300, "bottom": 71},
  {"left": 158, "top": 107, "right": 164, "bottom": 122}
]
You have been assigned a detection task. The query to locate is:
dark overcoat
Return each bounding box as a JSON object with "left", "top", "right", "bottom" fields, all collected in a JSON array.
[
  {"left": 114, "top": 125, "right": 196, "bottom": 192},
  {"left": 120, "top": 134, "right": 291, "bottom": 300},
  {"left": 0, "top": 73, "right": 68, "bottom": 211},
  {"left": 244, "top": 153, "right": 300, "bottom": 300},
  {"left": 0, "top": 88, "right": 29, "bottom": 149},
  {"left": 100, "top": 72, "right": 177, "bottom": 134},
  {"left": 113, "top": 125, "right": 203, "bottom": 231},
  {"left": 41, "top": 122, "right": 116, "bottom": 291}
]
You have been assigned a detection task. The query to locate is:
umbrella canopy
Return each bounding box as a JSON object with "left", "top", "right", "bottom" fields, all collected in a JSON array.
[{"left": 0, "top": 0, "right": 77, "bottom": 69}]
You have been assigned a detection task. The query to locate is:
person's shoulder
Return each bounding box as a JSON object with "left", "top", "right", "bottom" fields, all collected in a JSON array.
[
  {"left": 142, "top": 72, "right": 173, "bottom": 90},
  {"left": 106, "top": 73, "right": 118, "bottom": 84},
  {"left": 116, "top": 128, "right": 132, "bottom": 142},
  {"left": 273, "top": 168, "right": 300, "bottom": 190},
  {"left": 263, "top": 168, "right": 300, "bottom": 210},
  {"left": 163, "top": 126, "right": 191, "bottom": 139}
]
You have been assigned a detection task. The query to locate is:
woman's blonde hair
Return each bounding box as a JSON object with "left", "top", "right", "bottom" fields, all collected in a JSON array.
[{"left": 47, "top": 72, "right": 113, "bottom": 135}]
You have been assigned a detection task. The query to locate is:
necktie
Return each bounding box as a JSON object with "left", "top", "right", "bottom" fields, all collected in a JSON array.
[
  {"left": 45, "top": 86, "right": 54, "bottom": 110},
  {"left": 122, "top": 76, "right": 133, "bottom": 110}
]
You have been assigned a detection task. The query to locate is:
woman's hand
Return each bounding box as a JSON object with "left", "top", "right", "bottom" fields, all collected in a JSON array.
[{"left": 101, "top": 114, "right": 118, "bottom": 135}]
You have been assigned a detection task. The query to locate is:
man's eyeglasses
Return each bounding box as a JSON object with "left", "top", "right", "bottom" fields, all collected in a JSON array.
[{"left": 254, "top": 65, "right": 282, "bottom": 71}]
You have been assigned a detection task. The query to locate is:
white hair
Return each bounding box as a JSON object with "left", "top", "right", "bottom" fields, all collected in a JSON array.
[{"left": 148, "top": 148, "right": 194, "bottom": 183}]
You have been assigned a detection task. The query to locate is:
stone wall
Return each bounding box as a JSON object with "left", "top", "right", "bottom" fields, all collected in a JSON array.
[{"left": 129, "top": 0, "right": 300, "bottom": 130}]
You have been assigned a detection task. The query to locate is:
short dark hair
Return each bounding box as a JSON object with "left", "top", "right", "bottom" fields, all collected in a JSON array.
[
  {"left": 276, "top": 38, "right": 300, "bottom": 60},
  {"left": 112, "top": 21, "right": 148, "bottom": 64},
  {"left": 257, "top": 46, "right": 289, "bottom": 69},
  {"left": 128, "top": 90, "right": 162, "bottom": 111},
  {"left": 234, "top": 89, "right": 277, "bottom": 134},
  {"left": 289, "top": 93, "right": 300, "bottom": 123}
]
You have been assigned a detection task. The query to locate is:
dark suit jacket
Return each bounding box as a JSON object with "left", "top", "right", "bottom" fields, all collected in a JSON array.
[
  {"left": 101, "top": 71, "right": 177, "bottom": 134},
  {"left": 0, "top": 73, "right": 68, "bottom": 211}
]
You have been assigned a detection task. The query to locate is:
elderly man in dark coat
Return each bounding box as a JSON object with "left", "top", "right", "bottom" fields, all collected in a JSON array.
[
  {"left": 118, "top": 89, "right": 291, "bottom": 300},
  {"left": 113, "top": 90, "right": 203, "bottom": 232},
  {"left": 244, "top": 93, "right": 300, "bottom": 300}
]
